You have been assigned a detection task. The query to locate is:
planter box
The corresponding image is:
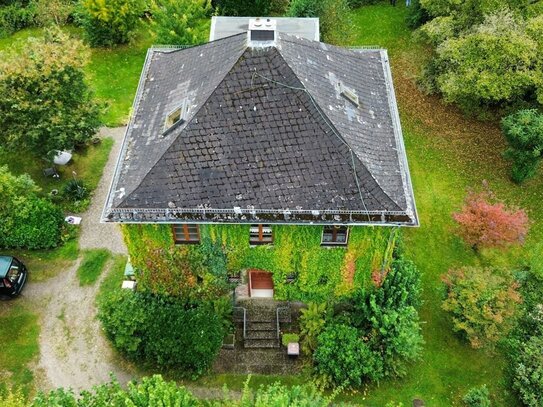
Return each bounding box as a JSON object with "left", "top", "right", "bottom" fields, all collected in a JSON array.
[{"left": 222, "top": 333, "right": 235, "bottom": 349}]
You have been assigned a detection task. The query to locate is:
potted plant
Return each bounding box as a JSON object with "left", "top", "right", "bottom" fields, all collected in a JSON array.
[{"left": 281, "top": 332, "right": 300, "bottom": 357}]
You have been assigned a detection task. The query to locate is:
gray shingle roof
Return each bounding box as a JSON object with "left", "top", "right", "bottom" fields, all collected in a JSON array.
[{"left": 103, "top": 33, "right": 418, "bottom": 226}]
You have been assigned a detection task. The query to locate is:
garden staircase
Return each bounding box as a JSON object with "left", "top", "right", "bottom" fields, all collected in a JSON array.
[{"left": 235, "top": 298, "right": 291, "bottom": 349}]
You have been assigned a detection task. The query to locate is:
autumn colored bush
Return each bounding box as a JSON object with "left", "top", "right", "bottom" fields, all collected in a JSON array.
[
  {"left": 453, "top": 190, "right": 529, "bottom": 250},
  {"left": 442, "top": 266, "right": 521, "bottom": 348}
]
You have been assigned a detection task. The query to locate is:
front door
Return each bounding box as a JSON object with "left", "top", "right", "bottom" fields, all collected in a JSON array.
[{"left": 249, "top": 270, "right": 274, "bottom": 298}]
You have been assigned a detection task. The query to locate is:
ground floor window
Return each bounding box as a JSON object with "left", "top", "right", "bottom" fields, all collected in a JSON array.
[
  {"left": 172, "top": 224, "right": 200, "bottom": 244},
  {"left": 321, "top": 225, "right": 348, "bottom": 246},
  {"left": 250, "top": 224, "right": 273, "bottom": 245}
]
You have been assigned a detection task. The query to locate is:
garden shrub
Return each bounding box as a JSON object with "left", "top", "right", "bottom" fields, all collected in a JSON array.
[
  {"left": 281, "top": 333, "right": 300, "bottom": 347},
  {"left": 313, "top": 255, "right": 423, "bottom": 386},
  {"left": 77, "top": 0, "right": 147, "bottom": 47},
  {"left": 0, "top": 27, "right": 102, "bottom": 160},
  {"left": 0, "top": 387, "right": 27, "bottom": 407},
  {"left": 33, "top": 375, "right": 199, "bottom": 406},
  {"left": 512, "top": 334, "right": 543, "bottom": 407},
  {"left": 62, "top": 179, "right": 89, "bottom": 202},
  {"left": 506, "top": 268, "right": 543, "bottom": 407},
  {"left": 0, "top": 2, "right": 36, "bottom": 38},
  {"left": 32, "top": 0, "right": 74, "bottom": 27},
  {"left": 0, "top": 166, "right": 64, "bottom": 249},
  {"left": 314, "top": 324, "right": 382, "bottom": 387},
  {"left": 501, "top": 109, "right": 543, "bottom": 183},
  {"left": 453, "top": 189, "right": 529, "bottom": 250},
  {"left": 149, "top": 0, "right": 211, "bottom": 45},
  {"left": 300, "top": 302, "right": 327, "bottom": 354},
  {"left": 462, "top": 385, "right": 491, "bottom": 407},
  {"left": 442, "top": 266, "right": 521, "bottom": 349},
  {"left": 98, "top": 290, "right": 225, "bottom": 376}
]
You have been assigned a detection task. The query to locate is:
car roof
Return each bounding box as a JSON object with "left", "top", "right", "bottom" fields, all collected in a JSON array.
[{"left": 0, "top": 256, "right": 13, "bottom": 278}]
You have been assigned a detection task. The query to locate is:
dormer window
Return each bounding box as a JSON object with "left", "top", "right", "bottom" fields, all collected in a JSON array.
[
  {"left": 164, "top": 98, "right": 189, "bottom": 134},
  {"left": 337, "top": 82, "right": 360, "bottom": 107}
]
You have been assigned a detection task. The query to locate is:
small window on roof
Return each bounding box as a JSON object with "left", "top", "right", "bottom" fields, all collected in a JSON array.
[
  {"left": 164, "top": 99, "right": 189, "bottom": 133},
  {"left": 338, "top": 82, "right": 359, "bottom": 107}
]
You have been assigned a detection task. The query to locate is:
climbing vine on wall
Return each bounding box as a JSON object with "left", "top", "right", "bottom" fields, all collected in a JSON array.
[{"left": 123, "top": 224, "right": 398, "bottom": 303}]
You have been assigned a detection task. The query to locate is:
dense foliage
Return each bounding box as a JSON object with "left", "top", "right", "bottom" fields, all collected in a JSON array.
[
  {"left": 417, "top": 1, "right": 543, "bottom": 113},
  {"left": 501, "top": 109, "right": 543, "bottom": 183},
  {"left": 0, "top": 28, "right": 101, "bottom": 159},
  {"left": 77, "top": 0, "right": 147, "bottom": 47},
  {"left": 123, "top": 224, "right": 396, "bottom": 303},
  {"left": 312, "top": 257, "right": 423, "bottom": 387},
  {"left": 300, "top": 302, "right": 327, "bottom": 354},
  {"left": 462, "top": 385, "right": 491, "bottom": 407},
  {"left": 287, "top": 0, "right": 352, "bottom": 44},
  {"left": 453, "top": 190, "right": 529, "bottom": 250},
  {"left": 0, "top": 0, "right": 35, "bottom": 38},
  {"left": 98, "top": 290, "right": 226, "bottom": 376},
  {"left": 0, "top": 166, "right": 64, "bottom": 249},
  {"left": 442, "top": 266, "right": 521, "bottom": 349},
  {"left": 506, "top": 269, "right": 543, "bottom": 406},
  {"left": 150, "top": 0, "right": 210, "bottom": 45},
  {"left": 27, "top": 375, "right": 337, "bottom": 406},
  {"left": 211, "top": 0, "right": 289, "bottom": 17}
]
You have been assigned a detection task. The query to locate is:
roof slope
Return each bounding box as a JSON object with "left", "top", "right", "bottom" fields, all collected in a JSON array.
[{"left": 104, "top": 33, "right": 418, "bottom": 226}]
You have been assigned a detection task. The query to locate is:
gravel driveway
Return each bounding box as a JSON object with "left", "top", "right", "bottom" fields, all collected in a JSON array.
[{"left": 24, "top": 128, "right": 136, "bottom": 392}]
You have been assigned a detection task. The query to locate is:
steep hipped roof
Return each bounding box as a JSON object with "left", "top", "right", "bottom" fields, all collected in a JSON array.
[{"left": 103, "top": 33, "right": 418, "bottom": 226}]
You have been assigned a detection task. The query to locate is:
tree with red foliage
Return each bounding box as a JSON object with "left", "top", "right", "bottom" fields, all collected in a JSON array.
[{"left": 453, "top": 189, "right": 529, "bottom": 251}]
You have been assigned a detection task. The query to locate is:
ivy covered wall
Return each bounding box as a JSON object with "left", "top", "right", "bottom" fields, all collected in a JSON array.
[{"left": 122, "top": 224, "right": 398, "bottom": 303}]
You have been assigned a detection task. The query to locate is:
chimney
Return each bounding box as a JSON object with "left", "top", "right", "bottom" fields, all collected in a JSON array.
[{"left": 248, "top": 18, "right": 277, "bottom": 47}]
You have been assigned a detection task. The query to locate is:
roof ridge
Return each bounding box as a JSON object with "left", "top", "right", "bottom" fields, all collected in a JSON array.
[
  {"left": 274, "top": 42, "right": 402, "bottom": 212},
  {"left": 116, "top": 36, "right": 249, "bottom": 208}
]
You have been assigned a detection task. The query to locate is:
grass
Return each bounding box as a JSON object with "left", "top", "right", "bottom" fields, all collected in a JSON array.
[
  {"left": 0, "top": 304, "right": 39, "bottom": 396},
  {"left": 77, "top": 249, "right": 111, "bottom": 286},
  {"left": 96, "top": 254, "right": 128, "bottom": 304},
  {"left": 0, "top": 137, "right": 113, "bottom": 211}
]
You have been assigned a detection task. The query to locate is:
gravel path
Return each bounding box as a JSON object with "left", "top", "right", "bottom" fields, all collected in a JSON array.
[
  {"left": 24, "top": 128, "right": 135, "bottom": 392},
  {"left": 79, "top": 127, "right": 127, "bottom": 255}
]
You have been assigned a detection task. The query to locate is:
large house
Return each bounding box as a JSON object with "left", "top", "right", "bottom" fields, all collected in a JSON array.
[{"left": 103, "top": 17, "right": 418, "bottom": 302}]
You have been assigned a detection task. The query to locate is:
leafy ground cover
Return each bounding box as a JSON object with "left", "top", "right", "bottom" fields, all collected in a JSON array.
[
  {"left": 0, "top": 304, "right": 39, "bottom": 397},
  {"left": 77, "top": 249, "right": 111, "bottom": 286}
]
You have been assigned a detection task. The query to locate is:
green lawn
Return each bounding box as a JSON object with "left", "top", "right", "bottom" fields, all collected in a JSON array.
[
  {"left": 0, "top": 305, "right": 39, "bottom": 396},
  {"left": 77, "top": 249, "right": 111, "bottom": 286}
]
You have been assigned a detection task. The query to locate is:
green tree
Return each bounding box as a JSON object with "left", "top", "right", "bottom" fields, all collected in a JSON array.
[
  {"left": 0, "top": 28, "right": 101, "bottom": 159},
  {"left": 98, "top": 291, "right": 225, "bottom": 377},
  {"left": 434, "top": 10, "right": 538, "bottom": 112},
  {"left": 0, "top": 166, "right": 64, "bottom": 249},
  {"left": 512, "top": 334, "right": 543, "bottom": 407},
  {"left": 442, "top": 266, "right": 522, "bottom": 348},
  {"left": 502, "top": 109, "right": 543, "bottom": 183},
  {"left": 150, "top": 0, "right": 210, "bottom": 45},
  {"left": 287, "top": 0, "right": 353, "bottom": 44},
  {"left": 78, "top": 0, "right": 147, "bottom": 47}
]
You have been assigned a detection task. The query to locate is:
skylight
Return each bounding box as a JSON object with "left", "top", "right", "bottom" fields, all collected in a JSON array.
[{"left": 164, "top": 98, "right": 189, "bottom": 133}]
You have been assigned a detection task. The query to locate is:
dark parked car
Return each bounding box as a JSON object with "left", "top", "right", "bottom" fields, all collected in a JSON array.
[{"left": 0, "top": 256, "right": 27, "bottom": 299}]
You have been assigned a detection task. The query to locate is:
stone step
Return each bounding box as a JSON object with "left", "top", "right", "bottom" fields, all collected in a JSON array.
[
  {"left": 244, "top": 338, "right": 280, "bottom": 349},
  {"left": 246, "top": 329, "right": 277, "bottom": 340},
  {"left": 247, "top": 321, "right": 276, "bottom": 331}
]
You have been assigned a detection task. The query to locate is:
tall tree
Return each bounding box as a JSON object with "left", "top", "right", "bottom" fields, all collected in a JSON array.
[{"left": 0, "top": 27, "right": 101, "bottom": 159}]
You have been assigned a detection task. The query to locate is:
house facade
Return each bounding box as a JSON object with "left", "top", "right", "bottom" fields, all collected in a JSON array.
[{"left": 103, "top": 18, "right": 418, "bottom": 301}]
